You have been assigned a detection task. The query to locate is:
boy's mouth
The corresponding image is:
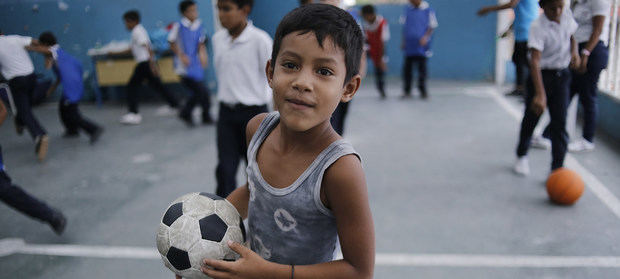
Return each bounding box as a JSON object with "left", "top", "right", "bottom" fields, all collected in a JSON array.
[{"left": 286, "top": 98, "right": 314, "bottom": 108}]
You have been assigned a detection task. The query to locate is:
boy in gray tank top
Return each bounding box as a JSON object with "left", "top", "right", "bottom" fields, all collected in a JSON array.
[{"left": 199, "top": 4, "right": 375, "bottom": 279}]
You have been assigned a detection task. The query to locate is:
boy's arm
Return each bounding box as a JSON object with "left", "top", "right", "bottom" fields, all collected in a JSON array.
[
  {"left": 569, "top": 36, "right": 581, "bottom": 71},
  {"left": 224, "top": 113, "right": 269, "bottom": 219},
  {"left": 529, "top": 48, "right": 546, "bottom": 115},
  {"left": 205, "top": 154, "right": 375, "bottom": 279},
  {"left": 0, "top": 100, "right": 7, "bottom": 126},
  {"left": 477, "top": 0, "right": 520, "bottom": 16},
  {"left": 170, "top": 41, "right": 190, "bottom": 66},
  {"left": 579, "top": 15, "right": 605, "bottom": 73},
  {"left": 199, "top": 43, "right": 208, "bottom": 68},
  {"left": 47, "top": 79, "right": 61, "bottom": 98}
]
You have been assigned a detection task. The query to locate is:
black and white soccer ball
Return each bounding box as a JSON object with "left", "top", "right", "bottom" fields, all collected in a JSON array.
[{"left": 156, "top": 192, "right": 246, "bottom": 279}]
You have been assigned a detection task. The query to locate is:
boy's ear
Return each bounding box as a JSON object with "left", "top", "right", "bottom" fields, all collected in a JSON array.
[
  {"left": 340, "top": 74, "right": 361, "bottom": 103},
  {"left": 265, "top": 59, "right": 274, "bottom": 88},
  {"left": 241, "top": 4, "right": 251, "bottom": 16}
]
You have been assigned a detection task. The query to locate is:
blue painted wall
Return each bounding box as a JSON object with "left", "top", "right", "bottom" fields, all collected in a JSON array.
[
  {"left": 0, "top": 0, "right": 216, "bottom": 100},
  {"left": 1, "top": 0, "right": 499, "bottom": 101},
  {"left": 250, "top": 1, "right": 499, "bottom": 81}
]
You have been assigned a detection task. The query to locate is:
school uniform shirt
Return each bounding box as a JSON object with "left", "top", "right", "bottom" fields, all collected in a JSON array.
[
  {"left": 212, "top": 21, "right": 273, "bottom": 106},
  {"left": 50, "top": 45, "right": 84, "bottom": 103},
  {"left": 402, "top": 1, "right": 438, "bottom": 57},
  {"left": 513, "top": 0, "right": 540, "bottom": 42},
  {"left": 572, "top": 0, "right": 611, "bottom": 44},
  {"left": 168, "top": 17, "right": 206, "bottom": 81},
  {"left": 528, "top": 10, "right": 579, "bottom": 69},
  {"left": 131, "top": 24, "right": 152, "bottom": 63},
  {"left": 363, "top": 15, "right": 390, "bottom": 65},
  {"left": 0, "top": 35, "right": 35, "bottom": 80}
]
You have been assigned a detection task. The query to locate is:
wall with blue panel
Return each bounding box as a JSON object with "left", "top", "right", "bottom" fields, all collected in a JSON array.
[
  {"left": 1, "top": 0, "right": 500, "bottom": 101},
  {"left": 0, "top": 0, "right": 216, "bottom": 100},
  {"left": 250, "top": 0, "right": 499, "bottom": 81}
]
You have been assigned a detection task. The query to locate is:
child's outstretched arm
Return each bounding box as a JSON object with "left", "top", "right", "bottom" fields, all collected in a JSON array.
[{"left": 203, "top": 153, "right": 375, "bottom": 279}]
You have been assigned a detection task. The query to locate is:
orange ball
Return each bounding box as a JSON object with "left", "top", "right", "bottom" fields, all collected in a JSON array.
[{"left": 546, "top": 168, "right": 585, "bottom": 205}]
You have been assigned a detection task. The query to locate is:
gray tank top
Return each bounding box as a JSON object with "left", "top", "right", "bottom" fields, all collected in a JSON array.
[{"left": 246, "top": 112, "right": 359, "bottom": 265}]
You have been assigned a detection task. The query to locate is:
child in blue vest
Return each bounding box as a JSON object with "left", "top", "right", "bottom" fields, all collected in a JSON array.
[
  {"left": 0, "top": 100, "right": 66, "bottom": 235},
  {"left": 401, "top": 0, "right": 438, "bottom": 99},
  {"left": 169, "top": 0, "right": 213, "bottom": 126},
  {"left": 34, "top": 32, "right": 103, "bottom": 144}
]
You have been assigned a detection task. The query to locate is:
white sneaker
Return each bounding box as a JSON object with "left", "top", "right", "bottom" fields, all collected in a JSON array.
[
  {"left": 120, "top": 113, "right": 142, "bottom": 125},
  {"left": 568, "top": 138, "right": 595, "bottom": 152},
  {"left": 155, "top": 105, "right": 178, "bottom": 116},
  {"left": 530, "top": 135, "right": 551, "bottom": 150},
  {"left": 513, "top": 156, "right": 530, "bottom": 176}
]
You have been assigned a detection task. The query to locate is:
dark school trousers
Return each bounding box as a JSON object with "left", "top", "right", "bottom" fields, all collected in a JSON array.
[
  {"left": 59, "top": 97, "right": 100, "bottom": 135},
  {"left": 330, "top": 101, "right": 350, "bottom": 136},
  {"left": 542, "top": 41, "right": 609, "bottom": 143},
  {"left": 572, "top": 41, "right": 609, "bottom": 142},
  {"left": 512, "top": 41, "right": 529, "bottom": 91},
  {"left": 180, "top": 77, "right": 212, "bottom": 121},
  {"left": 215, "top": 103, "right": 268, "bottom": 198},
  {"left": 0, "top": 170, "right": 56, "bottom": 224},
  {"left": 127, "top": 61, "right": 179, "bottom": 114},
  {"left": 517, "top": 69, "right": 571, "bottom": 170},
  {"left": 403, "top": 55, "right": 427, "bottom": 96},
  {"left": 9, "top": 74, "right": 46, "bottom": 139}
]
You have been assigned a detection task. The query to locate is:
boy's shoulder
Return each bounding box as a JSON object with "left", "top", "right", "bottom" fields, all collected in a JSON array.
[{"left": 245, "top": 112, "right": 271, "bottom": 145}]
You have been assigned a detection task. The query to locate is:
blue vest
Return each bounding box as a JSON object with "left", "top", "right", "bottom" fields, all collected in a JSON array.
[
  {"left": 176, "top": 20, "right": 205, "bottom": 81},
  {"left": 53, "top": 47, "right": 83, "bottom": 103},
  {"left": 514, "top": 0, "right": 539, "bottom": 42},
  {"left": 403, "top": 5, "right": 435, "bottom": 56}
]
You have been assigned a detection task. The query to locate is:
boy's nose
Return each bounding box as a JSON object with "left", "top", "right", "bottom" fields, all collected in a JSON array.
[{"left": 292, "top": 73, "right": 313, "bottom": 93}]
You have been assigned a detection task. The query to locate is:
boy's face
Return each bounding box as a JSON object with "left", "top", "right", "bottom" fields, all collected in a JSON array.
[
  {"left": 362, "top": 13, "right": 376, "bottom": 24},
  {"left": 267, "top": 31, "right": 360, "bottom": 132},
  {"left": 409, "top": 0, "right": 422, "bottom": 6},
  {"left": 217, "top": 0, "right": 248, "bottom": 31},
  {"left": 184, "top": 4, "right": 199, "bottom": 21},
  {"left": 542, "top": 0, "right": 564, "bottom": 23},
  {"left": 124, "top": 19, "right": 137, "bottom": 31}
]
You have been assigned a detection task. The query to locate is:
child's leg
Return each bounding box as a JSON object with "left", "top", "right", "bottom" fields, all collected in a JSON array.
[
  {"left": 59, "top": 98, "right": 78, "bottom": 135},
  {"left": 416, "top": 56, "right": 428, "bottom": 97},
  {"left": 126, "top": 62, "right": 149, "bottom": 114},
  {"left": 375, "top": 65, "right": 385, "bottom": 97},
  {"left": 516, "top": 77, "right": 543, "bottom": 158},
  {"left": 179, "top": 77, "right": 198, "bottom": 122},
  {"left": 0, "top": 171, "right": 56, "bottom": 223},
  {"left": 402, "top": 56, "right": 414, "bottom": 95},
  {"left": 71, "top": 103, "right": 100, "bottom": 135},
  {"left": 9, "top": 74, "right": 46, "bottom": 139},
  {"left": 546, "top": 69, "right": 571, "bottom": 170},
  {"left": 215, "top": 105, "right": 244, "bottom": 197},
  {"left": 145, "top": 65, "right": 179, "bottom": 109},
  {"left": 579, "top": 42, "right": 608, "bottom": 142}
]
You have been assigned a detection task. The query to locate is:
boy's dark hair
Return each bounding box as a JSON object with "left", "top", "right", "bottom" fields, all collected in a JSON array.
[
  {"left": 361, "top": 4, "right": 375, "bottom": 15},
  {"left": 271, "top": 4, "right": 364, "bottom": 84},
  {"left": 179, "top": 0, "right": 196, "bottom": 13},
  {"left": 539, "top": 0, "right": 561, "bottom": 7},
  {"left": 38, "top": 31, "right": 57, "bottom": 46},
  {"left": 123, "top": 10, "right": 140, "bottom": 22},
  {"left": 224, "top": 0, "right": 253, "bottom": 11}
]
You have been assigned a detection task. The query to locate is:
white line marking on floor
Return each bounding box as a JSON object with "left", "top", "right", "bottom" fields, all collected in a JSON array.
[
  {"left": 488, "top": 87, "right": 620, "bottom": 220},
  {"left": 132, "top": 153, "right": 154, "bottom": 164},
  {"left": 3, "top": 238, "right": 620, "bottom": 268}
]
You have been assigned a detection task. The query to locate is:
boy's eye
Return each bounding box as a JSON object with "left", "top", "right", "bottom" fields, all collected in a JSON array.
[
  {"left": 282, "top": 62, "right": 298, "bottom": 70},
  {"left": 317, "top": 68, "right": 333, "bottom": 76}
]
